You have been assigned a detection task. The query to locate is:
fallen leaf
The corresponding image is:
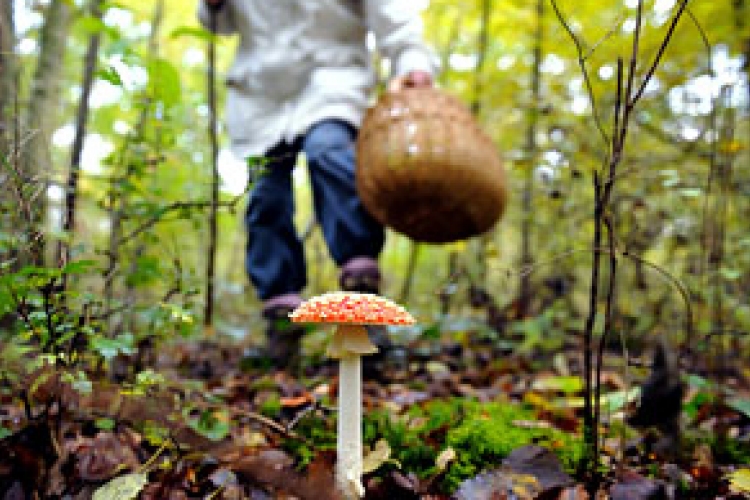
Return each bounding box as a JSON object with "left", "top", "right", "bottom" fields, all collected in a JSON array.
[
  {"left": 728, "top": 468, "right": 750, "bottom": 494},
  {"left": 280, "top": 393, "right": 314, "bottom": 407},
  {"left": 455, "top": 469, "right": 542, "bottom": 500},
  {"left": 363, "top": 439, "right": 393, "bottom": 474},
  {"left": 610, "top": 471, "right": 667, "bottom": 500},
  {"left": 93, "top": 472, "right": 148, "bottom": 500},
  {"left": 502, "top": 445, "right": 574, "bottom": 492},
  {"left": 436, "top": 447, "right": 456, "bottom": 471}
]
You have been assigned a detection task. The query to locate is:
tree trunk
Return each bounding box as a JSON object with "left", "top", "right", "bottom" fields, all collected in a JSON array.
[
  {"left": 59, "top": 0, "right": 104, "bottom": 268},
  {"left": 0, "top": 0, "right": 16, "bottom": 153},
  {"left": 518, "top": 0, "right": 544, "bottom": 317},
  {"left": 733, "top": 0, "right": 749, "bottom": 169},
  {"left": 467, "top": 0, "right": 492, "bottom": 289},
  {"left": 1, "top": 0, "right": 17, "bottom": 247},
  {"left": 204, "top": 10, "right": 220, "bottom": 329},
  {"left": 22, "top": 0, "right": 72, "bottom": 265}
]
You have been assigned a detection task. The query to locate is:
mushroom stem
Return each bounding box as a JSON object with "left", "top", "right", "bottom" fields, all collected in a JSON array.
[{"left": 337, "top": 352, "right": 364, "bottom": 499}]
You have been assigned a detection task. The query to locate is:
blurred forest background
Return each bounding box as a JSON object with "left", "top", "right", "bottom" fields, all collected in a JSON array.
[
  {"left": 2, "top": 0, "right": 749, "bottom": 335},
  {"left": 1, "top": 0, "right": 750, "bottom": 498}
]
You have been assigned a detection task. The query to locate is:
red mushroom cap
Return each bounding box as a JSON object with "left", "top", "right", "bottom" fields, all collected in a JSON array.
[{"left": 289, "top": 292, "right": 415, "bottom": 326}]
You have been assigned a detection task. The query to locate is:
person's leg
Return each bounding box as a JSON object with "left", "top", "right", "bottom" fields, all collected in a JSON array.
[
  {"left": 303, "top": 120, "right": 400, "bottom": 378},
  {"left": 302, "top": 119, "right": 385, "bottom": 293},
  {"left": 245, "top": 141, "right": 305, "bottom": 367},
  {"left": 246, "top": 141, "right": 304, "bottom": 304}
]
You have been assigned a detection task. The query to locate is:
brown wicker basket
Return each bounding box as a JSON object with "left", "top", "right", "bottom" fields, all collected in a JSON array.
[{"left": 356, "top": 87, "right": 508, "bottom": 243}]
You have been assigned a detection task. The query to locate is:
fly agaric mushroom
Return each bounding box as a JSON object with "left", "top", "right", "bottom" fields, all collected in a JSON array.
[{"left": 290, "top": 292, "right": 415, "bottom": 499}]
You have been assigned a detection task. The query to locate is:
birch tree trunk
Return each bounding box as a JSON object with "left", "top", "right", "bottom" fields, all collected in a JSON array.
[{"left": 22, "top": 0, "right": 72, "bottom": 265}]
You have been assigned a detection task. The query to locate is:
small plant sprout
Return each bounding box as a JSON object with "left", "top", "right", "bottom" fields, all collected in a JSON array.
[{"left": 290, "top": 292, "right": 415, "bottom": 499}]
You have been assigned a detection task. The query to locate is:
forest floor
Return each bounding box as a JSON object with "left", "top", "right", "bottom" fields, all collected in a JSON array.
[{"left": 2, "top": 324, "right": 750, "bottom": 499}]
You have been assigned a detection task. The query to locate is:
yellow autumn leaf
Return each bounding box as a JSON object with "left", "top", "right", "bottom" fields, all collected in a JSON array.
[
  {"left": 719, "top": 140, "right": 744, "bottom": 154},
  {"left": 728, "top": 468, "right": 750, "bottom": 493}
]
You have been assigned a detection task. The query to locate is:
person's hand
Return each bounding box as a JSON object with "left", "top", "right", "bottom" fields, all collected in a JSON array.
[
  {"left": 205, "top": 0, "right": 225, "bottom": 10},
  {"left": 388, "top": 70, "right": 433, "bottom": 92}
]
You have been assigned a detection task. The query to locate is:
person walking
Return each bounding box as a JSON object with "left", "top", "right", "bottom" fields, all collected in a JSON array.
[{"left": 197, "top": 0, "right": 436, "bottom": 368}]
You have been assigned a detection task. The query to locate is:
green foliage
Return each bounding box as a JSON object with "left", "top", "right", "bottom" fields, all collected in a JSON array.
[
  {"left": 510, "top": 306, "right": 566, "bottom": 354},
  {"left": 91, "top": 332, "right": 136, "bottom": 360},
  {"left": 187, "top": 409, "right": 231, "bottom": 442},
  {"left": 259, "top": 393, "right": 282, "bottom": 418},
  {"left": 714, "top": 438, "right": 750, "bottom": 465},
  {"left": 147, "top": 58, "right": 182, "bottom": 109},
  {"left": 282, "top": 409, "right": 338, "bottom": 469}
]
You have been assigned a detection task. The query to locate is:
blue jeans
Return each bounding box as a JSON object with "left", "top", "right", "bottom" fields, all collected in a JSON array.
[{"left": 245, "top": 119, "right": 385, "bottom": 301}]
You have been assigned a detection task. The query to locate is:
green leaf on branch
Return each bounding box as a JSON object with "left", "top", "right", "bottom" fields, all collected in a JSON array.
[
  {"left": 147, "top": 58, "right": 181, "bottom": 108},
  {"left": 170, "top": 26, "right": 215, "bottom": 42},
  {"left": 97, "top": 66, "right": 124, "bottom": 86},
  {"left": 91, "top": 333, "right": 136, "bottom": 360}
]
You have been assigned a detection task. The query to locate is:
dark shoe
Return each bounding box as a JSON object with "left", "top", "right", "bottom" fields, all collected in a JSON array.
[
  {"left": 340, "top": 256, "right": 381, "bottom": 294},
  {"left": 263, "top": 306, "right": 306, "bottom": 372}
]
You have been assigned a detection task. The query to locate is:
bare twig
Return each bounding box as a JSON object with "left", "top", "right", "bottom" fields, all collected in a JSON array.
[
  {"left": 549, "top": 0, "right": 610, "bottom": 146},
  {"left": 552, "top": 0, "right": 694, "bottom": 484},
  {"left": 630, "top": 0, "right": 690, "bottom": 105},
  {"left": 119, "top": 194, "right": 246, "bottom": 246}
]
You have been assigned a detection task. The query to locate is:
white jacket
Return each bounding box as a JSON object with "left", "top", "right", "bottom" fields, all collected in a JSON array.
[{"left": 198, "top": 0, "right": 436, "bottom": 158}]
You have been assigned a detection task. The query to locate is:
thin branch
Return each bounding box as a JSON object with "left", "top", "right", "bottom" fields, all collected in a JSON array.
[
  {"left": 582, "top": 14, "right": 626, "bottom": 61},
  {"left": 620, "top": 250, "right": 694, "bottom": 342},
  {"left": 549, "top": 0, "right": 610, "bottom": 146},
  {"left": 616, "top": 0, "right": 645, "bottom": 151},
  {"left": 629, "top": 0, "right": 690, "bottom": 105},
  {"left": 120, "top": 193, "right": 246, "bottom": 245},
  {"left": 594, "top": 213, "right": 618, "bottom": 458}
]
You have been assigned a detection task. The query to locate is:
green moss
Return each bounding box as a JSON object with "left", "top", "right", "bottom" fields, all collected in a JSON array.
[
  {"left": 283, "top": 398, "right": 583, "bottom": 493},
  {"left": 370, "top": 399, "right": 582, "bottom": 493},
  {"left": 441, "top": 400, "right": 583, "bottom": 491}
]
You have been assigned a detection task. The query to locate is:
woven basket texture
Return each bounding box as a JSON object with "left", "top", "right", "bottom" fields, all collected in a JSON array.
[{"left": 356, "top": 87, "right": 507, "bottom": 243}]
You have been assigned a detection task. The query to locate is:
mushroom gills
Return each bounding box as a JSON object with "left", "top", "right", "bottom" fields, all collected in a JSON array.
[{"left": 327, "top": 324, "right": 379, "bottom": 358}]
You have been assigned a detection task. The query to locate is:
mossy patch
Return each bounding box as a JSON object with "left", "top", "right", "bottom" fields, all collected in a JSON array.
[
  {"left": 439, "top": 400, "right": 582, "bottom": 491},
  {"left": 285, "top": 397, "right": 582, "bottom": 493}
]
